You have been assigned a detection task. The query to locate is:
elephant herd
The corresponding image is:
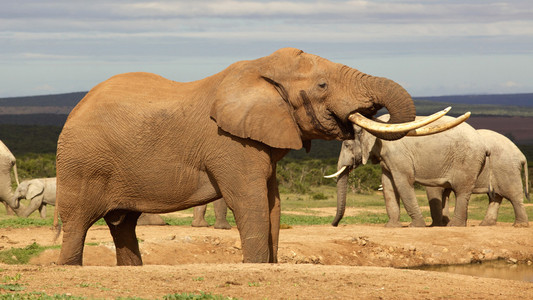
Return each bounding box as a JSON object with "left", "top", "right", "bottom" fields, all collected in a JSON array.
[
  {"left": 327, "top": 115, "right": 529, "bottom": 228},
  {"left": 0, "top": 48, "right": 529, "bottom": 266}
]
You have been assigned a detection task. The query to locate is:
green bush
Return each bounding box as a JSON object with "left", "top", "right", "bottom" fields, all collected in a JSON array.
[
  {"left": 348, "top": 165, "right": 382, "bottom": 194},
  {"left": 16, "top": 153, "right": 56, "bottom": 180}
]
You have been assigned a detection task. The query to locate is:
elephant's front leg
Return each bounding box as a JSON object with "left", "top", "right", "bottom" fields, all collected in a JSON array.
[
  {"left": 267, "top": 172, "right": 280, "bottom": 263},
  {"left": 381, "top": 171, "right": 402, "bottom": 227},
  {"left": 15, "top": 196, "right": 43, "bottom": 218},
  {"left": 38, "top": 204, "right": 47, "bottom": 218},
  {"left": 389, "top": 172, "right": 426, "bottom": 227},
  {"left": 224, "top": 178, "right": 273, "bottom": 263}
]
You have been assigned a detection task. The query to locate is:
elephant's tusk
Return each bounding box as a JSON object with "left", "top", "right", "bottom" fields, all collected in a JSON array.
[
  {"left": 348, "top": 106, "right": 451, "bottom": 133},
  {"left": 324, "top": 166, "right": 347, "bottom": 178},
  {"left": 406, "top": 112, "right": 471, "bottom": 136}
]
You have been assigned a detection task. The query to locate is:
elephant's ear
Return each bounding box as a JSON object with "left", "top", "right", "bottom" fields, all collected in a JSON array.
[
  {"left": 210, "top": 72, "right": 303, "bottom": 149},
  {"left": 26, "top": 181, "right": 44, "bottom": 200},
  {"left": 359, "top": 130, "right": 377, "bottom": 165}
]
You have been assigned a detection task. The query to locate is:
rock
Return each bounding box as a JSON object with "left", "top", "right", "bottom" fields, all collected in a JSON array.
[{"left": 137, "top": 213, "right": 166, "bottom": 226}]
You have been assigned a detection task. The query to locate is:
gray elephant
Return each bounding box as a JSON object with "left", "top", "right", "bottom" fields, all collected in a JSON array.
[
  {"left": 12, "top": 177, "right": 56, "bottom": 218},
  {"left": 192, "top": 198, "right": 232, "bottom": 229},
  {"left": 54, "top": 48, "right": 461, "bottom": 266},
  {"left": 330, "top": 115, "right": 488, "bottom": 227},
  {"left": 426, "top": 129, "right": 529, "bottom": 227},
  {"left": 0, "top": 140, "right": 20, "bottom": 215}
]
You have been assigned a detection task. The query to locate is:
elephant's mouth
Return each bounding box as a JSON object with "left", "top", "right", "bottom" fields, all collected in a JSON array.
[
  {"left": 330, "top": 112, "right": 354, "bottom": 139},
  {"left": 330, "top": 107, "right": 379, "bottom": 140}
]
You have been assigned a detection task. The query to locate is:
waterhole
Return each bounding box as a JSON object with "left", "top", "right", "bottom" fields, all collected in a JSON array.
[{"left": 414, "top": 260, "right": 533, "bottom": 282}]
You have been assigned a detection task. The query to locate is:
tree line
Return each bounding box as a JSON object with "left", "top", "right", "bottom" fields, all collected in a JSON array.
[{"left": 2, "top": 124, "right": 532, "bottom": 193}]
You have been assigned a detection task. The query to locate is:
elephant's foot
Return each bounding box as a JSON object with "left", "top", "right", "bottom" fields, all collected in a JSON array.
[
  {"left": 479, "top": 219, "right": 497, "bottom": 226},
  {"left": 447, "top": 218, "right": 467, "bottom": 227},
  {"left": 191, "top": 219, "right": 209, "bottom": 227},
  {"left": 409, "top": 219, "right": 426, "bottom": 227},
  {"left": 441, "top": 216, "right": 450, "bottom": 226},
  {"left": 385, "top": 221, "right": 402, "bottom": 228},
  {"left": 512, "top": 221, "right": 529, "bottom": 228},
  {"left": 214, "top": 220, "right": 232, "bottom": 230},
  {"left": 429, "top": 222, "right": 446, "bottom": 227}
]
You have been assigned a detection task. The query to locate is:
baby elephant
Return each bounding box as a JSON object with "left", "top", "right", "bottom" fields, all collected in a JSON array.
[{"left": 13, "top": 177, "right": 56, "bottom": 218}]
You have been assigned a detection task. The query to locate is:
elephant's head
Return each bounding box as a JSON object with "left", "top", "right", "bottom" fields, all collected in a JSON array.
[
  {"left": 12, "top": 180, "right": 43, "bottom": 208},
  {"left": 12, "top": 181, "right": 30, "bottom": 208},
  {"left": 211, "top": 48, "right": 448, "bottom": 150}
]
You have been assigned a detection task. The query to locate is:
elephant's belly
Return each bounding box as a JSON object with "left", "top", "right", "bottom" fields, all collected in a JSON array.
[
  {"left": 415, "top": 177, "right": 452, "bottom": 188},
  {"left": 122, "top": 167, "right": 221, "bottom": 213}
]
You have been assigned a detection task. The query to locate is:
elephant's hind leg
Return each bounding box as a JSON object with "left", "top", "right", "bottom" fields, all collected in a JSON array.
[
  {"left": 104, "top": 210, "right": 143, "bottom": 266},
  {"left": 480, "top": 194, "right": 502, "bottom": 226}
]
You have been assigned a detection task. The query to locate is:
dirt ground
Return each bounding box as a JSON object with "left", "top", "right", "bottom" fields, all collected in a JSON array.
[{"left": 1, "top": 213, "right": 532, "bottom": 299}]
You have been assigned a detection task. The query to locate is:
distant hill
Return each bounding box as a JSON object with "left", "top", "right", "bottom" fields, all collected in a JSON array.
[
  {"left": 414, "top": 93, "right": 533, "bottom": 107},
  {"left": 0, "top": 92, "right": 86, "bottom": 107},
  {"left": 0, "top": 92, "right": 532, "bottom": 147}
]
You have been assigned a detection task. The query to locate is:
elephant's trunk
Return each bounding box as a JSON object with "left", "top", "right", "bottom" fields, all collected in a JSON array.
[
  {"left": 332, "top": 166, "right": 351, "bottom": 227},
  {"left": 362, "top": 76, "right": 417, "bottom": 141}
]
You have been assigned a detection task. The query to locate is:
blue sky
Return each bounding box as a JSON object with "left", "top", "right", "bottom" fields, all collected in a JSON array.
[{"left": 1, "top": 0, "right": 532, "bottom": 97}]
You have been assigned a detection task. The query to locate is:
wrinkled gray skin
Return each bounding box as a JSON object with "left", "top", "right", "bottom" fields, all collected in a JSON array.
[
  {"left": 0, "top": 140, "right": 19, "bottom": 215},
  {"left": 333, "top": 115, "right": 488, "bottom": 227},
  {"left": 426, "top": 129, "right": 529, "bottom": 227},
  {"left": 191, "top": 198, "right": 232, "bottom": 229},
  {"left": 12, "top": 177, "right": 56, "bottom": 218}
]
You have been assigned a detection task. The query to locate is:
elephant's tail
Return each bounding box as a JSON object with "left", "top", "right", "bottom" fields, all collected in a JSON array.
[
  {"left": 486, "top": 150, "right": 494, "bottom": 198},
  {"left": 52, "top": 195, "right": 61, "bottom": 243},
  {"left": 523, "top": 159, "right": 530, "bottom": 202}
]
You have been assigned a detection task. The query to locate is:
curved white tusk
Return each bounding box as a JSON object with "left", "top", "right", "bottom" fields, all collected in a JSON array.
[
  {"left": 324, "top": 166, "right": 347, "bottom": 178},
  {"left": 406, "top": 112, "right": 471, "bottom": 136},
  {"left": 348, "top": 106, "right": 451, "bottom": 133}
]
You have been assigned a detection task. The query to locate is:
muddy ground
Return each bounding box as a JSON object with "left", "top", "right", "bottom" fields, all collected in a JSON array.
[{"left": 1, "top": 214, "right": 532, "bottom": 299}]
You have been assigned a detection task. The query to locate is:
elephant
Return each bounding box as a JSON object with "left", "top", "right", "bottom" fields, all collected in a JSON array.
[
  {"left": 426, "top": 129, "right": 529, "bottom": 227},
  {"left": 329, "top": 115, "right": 487, "bottom": 227},
  {"left": 191, "top": 198, "right": 232, "bottom": 229},
  {"left": 54, "top": 47, "right": 462, "bottom": 265},
  {"left": 0, "top": 140, "right": 20, "bottom": 215},
  {"left": 11, "top": 177, "right": 56, "bottom": 218}
]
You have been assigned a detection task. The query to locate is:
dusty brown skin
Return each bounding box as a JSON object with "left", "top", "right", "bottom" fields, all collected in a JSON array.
[{"left": 56, "top": 48, "right": 421, "bottom": 266}]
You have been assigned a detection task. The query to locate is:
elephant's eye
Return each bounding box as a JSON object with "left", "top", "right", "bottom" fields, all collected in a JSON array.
[{"left": 318, "top": 82, "right": 327, "bottom": 89}]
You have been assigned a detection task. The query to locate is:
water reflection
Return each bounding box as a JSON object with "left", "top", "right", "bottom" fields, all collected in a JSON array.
[{"left": 414, "top": 260, "right": 533, "bottom": 282}]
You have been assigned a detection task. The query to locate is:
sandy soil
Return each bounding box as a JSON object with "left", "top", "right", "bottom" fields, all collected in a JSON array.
[{"left": 1, "top": 217, "right": 532, "bottom": 299}]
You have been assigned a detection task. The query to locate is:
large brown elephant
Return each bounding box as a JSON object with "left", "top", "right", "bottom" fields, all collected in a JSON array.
[{"left": 55, "top": 48, "right": 457, "bottom": 265}]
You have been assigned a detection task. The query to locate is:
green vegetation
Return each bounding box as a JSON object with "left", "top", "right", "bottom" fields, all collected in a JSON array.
[
  {"left": 413, "top": 99, "right": 533, "bottom": 117},
  {"left": 0, "top": 293, "right": 237, "bottom": 300},
  {"left": 0, "top": 125, "right": 61, "bottom": 155},
  {"left": 164, "top": 293, "right": 238, "bottom": 300},
  {"left": 0, "top": 243, "right": 60, "bottom": 265},
  {"left": 0, "top": 292, "right": 86, "bottom": 299}
]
